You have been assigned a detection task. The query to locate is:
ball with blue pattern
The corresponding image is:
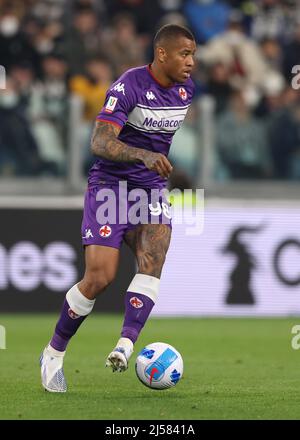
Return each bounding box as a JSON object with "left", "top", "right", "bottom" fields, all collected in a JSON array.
[{"left": 135, "top": 342, "right": 183, "bottom": 389}]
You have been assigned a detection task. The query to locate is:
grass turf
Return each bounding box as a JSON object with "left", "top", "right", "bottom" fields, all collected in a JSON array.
[{"left": 0, "top": 314, "right": 299, "bottom": 420}]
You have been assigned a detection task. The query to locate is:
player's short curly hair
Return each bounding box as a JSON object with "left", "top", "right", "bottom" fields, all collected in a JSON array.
[{"left": 154, "top": 24, "right": 195, "bottom": 48}]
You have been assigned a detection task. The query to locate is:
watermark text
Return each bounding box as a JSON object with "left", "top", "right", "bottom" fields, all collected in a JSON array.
[
  {"left": 94, "top": 181, "right": 204, "bottom": 236},
  {"left": 0, "top": 65, "right": 6, "bottom": 90},
  {"left": 291, "top": 65, "right": 300, "bottom": 90},
  {"left": 0, "top": 325, "right": 6, "bottom": 349}
]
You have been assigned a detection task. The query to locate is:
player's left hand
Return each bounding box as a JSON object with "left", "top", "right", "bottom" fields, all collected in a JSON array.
[{"left": 142, "top": 151, "right": 173, "bottom": 178}]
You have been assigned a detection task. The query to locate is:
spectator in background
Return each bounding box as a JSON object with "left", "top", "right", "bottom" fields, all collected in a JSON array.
[
  {"left": 70, "top": 56, "right": 113, "bottom": 172},
  {"left": 0, "top": 0, "right": 35, "bottom": 19},
  {"left": 30, "top": 53, "right": 68, "bottom": 174},
  {"left": 169, "top": 104, "right": 199, "bottom": 185},
  {"left": 30, "top": 0, "right": 66, "bottom": 23},
  {"left": 158, "top": 11, "right": 187, "bottom": 28},
  {"left": 21, "top": 16, "right": 44, "bottom": 76},
  {"left": 30, "top": 19, "right": 64, "bottom": 58},
  {"left": 9, "top": 58, "right": 68, "bottom": 175},
  {"left": 250, "top": 0, "right": 297, "bottom": 44},
  {"left": 260, "top": 37, "right": 283, "bottom": 72},
  {"left": 159, "top": 0, "right": 183, "bottom": 14},
  {"left": 0, "top": 6, "right": 39, "bottom": 72},
  {"left": 198, "top": 10, "right": 284, "bottom": 108},
  {"left": 9, "top": 61, "right": 35, "bottom": 109},
  {"left": 216, "top": 91, "right": 271, "bottom": 179},
  {"left": 70, "top": 56, "right": 111, "bottom": 121},
  {"left": 0, "top": 77, "right": 55, "bottom": 176},
  {"left": 267, "top": 88, "right": 300, "bottom": 179},
  {"left": 254, "top": 68, "right": 286, "bottom": 117},
  {"left": 72, "top": 0, "right": 107, "bottom": 22},
  {"left": 40, "top": 53, "right": 69, "bottom": 125},
  {"left": 103, "top": 0, "right": 163, "bottom": 35},
  {"left": 102, "top": 13, "right": 146, "bottom": 77},
  {"left": 63, "top": 7, "right": 104, "bottom": 75},
  {"left": 283, "top": 18, "right": 300, "bottom": 83},
  {"left": 205, "top": 62, "right": 234, "bottom": 114},
  {"left": 183, "top": 0, "right": 231, "bottom": 44}
]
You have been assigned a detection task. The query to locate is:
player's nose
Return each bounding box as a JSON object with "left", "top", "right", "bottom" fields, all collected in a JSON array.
[{"left": 186, "top": 55, "right": 194, "bottom": 68}]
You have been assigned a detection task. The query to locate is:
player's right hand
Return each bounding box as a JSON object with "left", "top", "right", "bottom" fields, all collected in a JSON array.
[{"left": 142, "top": 152, "right": 173, "bottom": 178}]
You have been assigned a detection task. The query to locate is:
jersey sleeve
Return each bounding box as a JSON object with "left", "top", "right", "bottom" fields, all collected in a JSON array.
[{"left": 96, "top": 72, "right": 137, "bottom": 129}]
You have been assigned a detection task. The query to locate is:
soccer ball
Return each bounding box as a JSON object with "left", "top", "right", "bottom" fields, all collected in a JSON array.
[{"left": 135, "top": 342, "right": 183, "bottom": 389}]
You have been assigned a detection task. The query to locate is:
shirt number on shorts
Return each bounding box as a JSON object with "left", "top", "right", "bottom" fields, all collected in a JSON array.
[{"left": 149, "top": 202, "right": 172, "bottom": 219}]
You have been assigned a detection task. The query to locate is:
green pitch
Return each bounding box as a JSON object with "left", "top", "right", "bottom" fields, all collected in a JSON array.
[{"left": 0, "top": 314, "right": 299, "bottom": 420}]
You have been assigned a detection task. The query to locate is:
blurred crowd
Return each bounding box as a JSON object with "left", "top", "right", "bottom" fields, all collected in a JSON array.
[{"left": 0, "top": 0, "right": 299, "bottom": 183}]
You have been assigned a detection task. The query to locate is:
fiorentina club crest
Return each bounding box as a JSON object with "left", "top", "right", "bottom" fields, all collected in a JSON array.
[
  {"left": 130, "top": 297, "right": 144, "bottom": 309},
  {"left": 99, "top": 225, "right": 112, "bottom": 237},
  {"left": 68, "top": 308, "right": 80, "bottom": 319},
  {"left": 179, "top": 87, "right": 187, "bottom": 100}
]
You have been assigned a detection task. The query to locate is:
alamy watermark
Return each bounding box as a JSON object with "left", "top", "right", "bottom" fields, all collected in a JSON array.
[
  {"left": 0, "top": 325, "right": 6, "bottom": 349},
  {"left": 0, "top": 65, "right": 6, "bottom": 90},
  {"left": 291, "top": 325, "right": 300, "bottom": 350},
  {"left": 88, "top": 181, "right": 204, "bottom": 236},
  {"left": 291, "top": 65, "right": 300, "bottom": 90}
]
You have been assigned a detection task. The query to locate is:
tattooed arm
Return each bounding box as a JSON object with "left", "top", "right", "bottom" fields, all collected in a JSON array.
[{"left": 91, "top": 120, "right": 173, "bottom": 178}]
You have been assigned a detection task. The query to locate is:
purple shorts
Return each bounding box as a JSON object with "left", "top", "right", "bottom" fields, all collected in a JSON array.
[{"left": 81, "top": 182, "right": 172, "bottom": 249}]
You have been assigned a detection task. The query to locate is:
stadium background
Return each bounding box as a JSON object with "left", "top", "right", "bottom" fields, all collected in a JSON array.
[{"left": 0, "top": 0, "right": 300, "bottom": 421}]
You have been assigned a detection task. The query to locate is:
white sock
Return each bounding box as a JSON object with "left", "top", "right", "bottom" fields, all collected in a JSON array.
[
  {"left": 66, "top": 284, "right": 95, "bottom": 316},
  {"left": 127, "top": 274, "right": 160, "bottom": 303},
  {"left": 47, "top": 344, "right": 66, "bottom": 357},
  {"left": 116, "top": 337, "right": 134, "bottom": 358}
]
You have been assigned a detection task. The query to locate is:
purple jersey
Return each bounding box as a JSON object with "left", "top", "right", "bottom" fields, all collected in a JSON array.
[{"left": 88, "top": 64, "right": 195, "bottom": 189}]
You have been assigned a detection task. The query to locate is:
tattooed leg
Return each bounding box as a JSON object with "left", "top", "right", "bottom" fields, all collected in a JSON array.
[
  {"left": 124, "top": 224, "right": 172, "bottom": 278},
  {"left": 114, "top": 224, "right": 171, "bottom": 348}
]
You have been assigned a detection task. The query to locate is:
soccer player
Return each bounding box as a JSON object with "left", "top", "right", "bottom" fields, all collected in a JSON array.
[{"left": 40, "top": 24, "right": 196, "bottom": 392}]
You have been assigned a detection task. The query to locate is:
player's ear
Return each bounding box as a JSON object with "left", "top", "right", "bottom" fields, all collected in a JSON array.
[{"left": 157, "top": 46, "right": 167, "bottom": 63}]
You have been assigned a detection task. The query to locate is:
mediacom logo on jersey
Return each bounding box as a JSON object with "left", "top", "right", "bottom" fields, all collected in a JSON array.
[{"left": 143, "top": 117, "right": 184, "bottom": 130}]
